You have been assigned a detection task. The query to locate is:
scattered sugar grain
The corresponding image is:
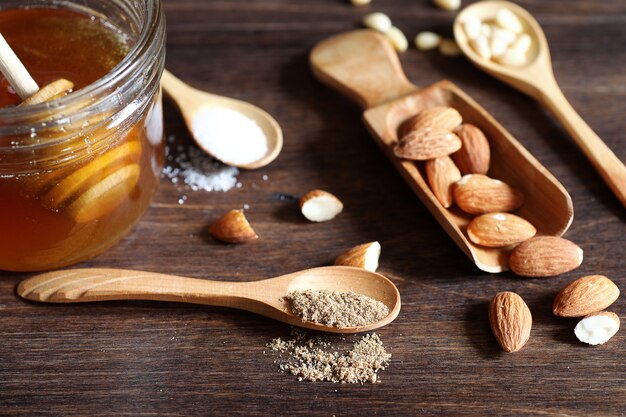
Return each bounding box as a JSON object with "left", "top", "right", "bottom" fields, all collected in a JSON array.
[
  {"left": 286, "top": 289, "right": 389, "bottom": 328},
  {"left": 268, "top": 329, "right": 391, "bottom": 384},
  {"left": 162, "top": 140, "right": 240, "bottom": 193}
]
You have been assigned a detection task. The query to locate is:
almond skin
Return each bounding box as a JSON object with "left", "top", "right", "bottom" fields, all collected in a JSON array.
[
  {"left": 394, "top": 129, "right": 462, "bottom": 160},
  {"left": 209, "top": 209, "right": 258, "bottom": 243},
  {"left": 398, "top": 106, "right": 462, "bottom": 138},
  {"left": 451, "top": 124, "right": 491, "bottom": 175},
  {"left": 425, "top": 156, "right": 462, "bottom": 208},
  {"left": 489, "top": 291, "right": 532, "bottom": 352},
  {"left": 509, "top": 236, "right": 583, "bottom": 277},
  {"left": 334, "top": 241, "right": 381, "bottom": 272},
  {"left": 553, "top": 275, "right": 620, "bottom": 317},
  {"left": 454, "top": 174, "right": 524, "bottom": 214},
  {"left": 467, "top": 213, "right": 536, "bottom": 247}
]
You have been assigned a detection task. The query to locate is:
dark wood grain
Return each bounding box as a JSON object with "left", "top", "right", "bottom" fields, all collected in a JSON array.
[{"left": 1, "top": 0, "right": 625, "bottom": 415}]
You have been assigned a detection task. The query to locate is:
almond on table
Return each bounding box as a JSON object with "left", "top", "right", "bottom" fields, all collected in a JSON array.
[
  {"left": 467, "top": 213, "right": 536, "bottom": 248},
  {"left": 299, "top": 189, "right": 344, "bottom": 222},
  {"left": 489, "top": 291, "right": 532, "bottom": 353},
  {"left": 574, "top": 312, "right": 620, "bottom": 346},
  {"left": 209, "top": 209, "right": 258, "bottom": 243},
  {"left": 334, "top": 241, "right": 381, "bottom": 272},
  {"left": 453, "top": 174, "right": 524, "bottom": 214},
  {"left": 553, "top": 275, "right": 620, "bottom": 318},
  {"left": 509, "top": 236, "right": 583, "bottom": 278}
]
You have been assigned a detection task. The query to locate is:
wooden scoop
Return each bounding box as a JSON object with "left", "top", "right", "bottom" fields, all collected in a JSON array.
[
  {"left": 310, "top": 29, "right": 573, "bottom": 273},
  {"left": 17, "top": 266, "right": 402, "bottom": 334},
  {"left": 454, "top": 1, "right": 626, "bottom": 208}
]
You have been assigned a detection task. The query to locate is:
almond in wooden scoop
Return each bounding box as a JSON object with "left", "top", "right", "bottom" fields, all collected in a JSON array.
[
  {"left": 209, "top": 209, "right": 258, "bottom": 243},
  {"left": 299, "top": 189, "right": 343, "bottom": 222},
  {"left": 451, "top": 124, "right": 490, "bottom": 175},
  {"left": 489, "top": 291, "right": 532, "bottom": 353},
  {"left": 394, "top": 129, "right": 462, "bottom": 161},
  {"left": 454, "top": 174, "right": 524, "bottom": 214},
  {"left": 398, "top": 106, "right": 463, "bottom": 138},
  {"left": 467, "top": 213, "right": 536, "bottom": 247},
  {"left": 334, "top": 241, "right": 381, "bottom": 272},
  {"left": 509, "top": 236, "right": 583, "bottom": 277},
  {"left": 425, "top": 156, "right": 461, "bottom": 208},
  {"left": 553, "top": 275, "right": 620, "bottom": 317}
]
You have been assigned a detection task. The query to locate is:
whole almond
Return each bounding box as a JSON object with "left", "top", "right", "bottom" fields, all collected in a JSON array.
[
  {"left": 425, "top": 156, "right": 462, "bottom": 208},
  {"left": 394, "top": 129, "right": 462, "bottom": 160},
  {"left": 553, "top": 275, "right": 620, "bottom": 317},
  {"left": 509, "top": 236, "right": 583, "bottom": 277},
  {"left": 451, "top": 124, "right": 491, "bottom": 175},
  {"left": 398, "top": 106, "right": 462, "bottom": 138},
  {"left": 209, "top": 209, "right": 258, "bottom": 243},
  {"left": 489, "top": 291, "right": 532, "bottom": 352},
  {"left": 467, "top": 213, "right": 536, "bottom": 247},
  {"left": 453, "top": 174, "right": 524, "bottom": 214}
]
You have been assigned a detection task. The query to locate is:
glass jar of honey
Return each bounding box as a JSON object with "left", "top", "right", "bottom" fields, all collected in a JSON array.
[{"left": 0, "top": 0, "right": 165, "bottom": 271}]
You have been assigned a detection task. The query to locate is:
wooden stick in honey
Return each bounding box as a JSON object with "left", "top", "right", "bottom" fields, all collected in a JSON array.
[{"left": 0, "top": 32, "right": 39, "bottom": 99}]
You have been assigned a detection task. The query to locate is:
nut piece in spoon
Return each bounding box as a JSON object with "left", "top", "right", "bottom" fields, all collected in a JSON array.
[
  {"left": 300, "top": 189, "right": 344, "bottom": 222},
  {"left": 209, "top": 209, "right": 258, "bottom": 243},
  {"left": 574, "top": 311, "right": 620, "bottom": 346},
  {"left": 335, "top": 241, "right": 381, "bottom": 272}
]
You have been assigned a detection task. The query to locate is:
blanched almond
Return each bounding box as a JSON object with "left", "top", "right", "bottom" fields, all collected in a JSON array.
[
  {"left": 509, "top": 236, "right": 583, "bottom": 277},
  {"left": 209, "top": 209, "right": 258, "bottom": 243},
  {"left": 574, "top": 311, "right": 620, "bottom": 345},
  {"left": 398, "top": 106, "right": 462, "bottom": 138},
  {"left": 451, "top": 124, "right": 491, "bottom": 175},
  {"left": 394, "top": 129, "right": 462, "bottom": 161},
  {"left": 425, "top": 156, "right": 461, "bottom": 208},
  {"left": 299, "top": 189, "right": 343, "bottom": 222},
  {"left": 334, "top": 241, "right": 381, "bottom": 272},
  {"left": 453, "top": 174, "right": 524, "bottom": 214},
  {"left": 553, "top": 275, "right": 620, "bottom": 317},
  {"left": 467, "top": 213, "right": 536, "bottom": 247}
]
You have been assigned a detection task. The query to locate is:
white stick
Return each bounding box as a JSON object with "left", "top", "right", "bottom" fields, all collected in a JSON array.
[{"left": 0, "top": 33, "right": 39, "bottom": 99}]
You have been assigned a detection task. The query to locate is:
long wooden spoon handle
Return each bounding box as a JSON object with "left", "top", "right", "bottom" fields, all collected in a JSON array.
[
  {"left": 0, "top": 33, "right": 39, "bottom": 99},
  {"left": 540, "top": 85, "right": 626, "bottom": 207},
  {"left": 310, "top": 29, "right": 416, "bottom": 110},
  {"left": 17, "top": 268, "right": 246, "bottom": 306}
]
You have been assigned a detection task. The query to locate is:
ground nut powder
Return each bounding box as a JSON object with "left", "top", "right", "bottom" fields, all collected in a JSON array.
[
  {"left": 268, "top": 330, "right": 391, "bottom": 384},
  {"left": 286, "top": 289, "right": 389, "bottom": 327}
]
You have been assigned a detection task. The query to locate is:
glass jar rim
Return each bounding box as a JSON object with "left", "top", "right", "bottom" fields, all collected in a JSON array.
[{"left": 0, "top": 0, "right": 162, "bottom": 129}]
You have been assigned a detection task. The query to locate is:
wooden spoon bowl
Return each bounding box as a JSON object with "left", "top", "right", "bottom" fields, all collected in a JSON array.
[
  {"left": 310, "top": 30, "right": 573, "bottom": 273},
  {"left": 454, "top": 1, "right": 626, "bottom": 207},
  {"left": 17, "top": 266, "right": 401, "bottom": 334}
]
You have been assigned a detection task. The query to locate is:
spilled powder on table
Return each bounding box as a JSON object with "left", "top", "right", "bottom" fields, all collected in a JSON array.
[
  {"left": 268, "top": 329, "right": 391, "bottom": 384},
  {"left": 285, "top": 289, "right": 389, "bottom": 327}
]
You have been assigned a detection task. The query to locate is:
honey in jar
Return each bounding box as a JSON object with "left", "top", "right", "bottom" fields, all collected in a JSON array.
[{"left": 0, "top": 1, "right": 165, "bottom": 271}]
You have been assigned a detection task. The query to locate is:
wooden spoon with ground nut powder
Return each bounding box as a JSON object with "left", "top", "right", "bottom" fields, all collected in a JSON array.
[{"left": 17, "top": 266, "right": 401, "bottom": 334}]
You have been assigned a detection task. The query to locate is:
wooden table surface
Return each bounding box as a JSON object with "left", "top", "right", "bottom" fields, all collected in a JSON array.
[{"left": 2, "top": 0, "right": 625, "bottom": 415}]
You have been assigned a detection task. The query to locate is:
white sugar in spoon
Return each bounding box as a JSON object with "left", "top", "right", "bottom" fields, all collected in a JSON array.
[
  {"left": 161, "top": 69, "right": 283, "bottom": 170},
  {"left": 18, "top": 266, "right": 401, "bottom": 334}
]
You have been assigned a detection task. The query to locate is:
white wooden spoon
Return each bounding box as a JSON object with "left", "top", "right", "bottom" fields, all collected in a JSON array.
[
  {"left": 454, "top": 0, "right": 626, "bottom": 208},
  {"left": 17, "top": 266, "right": 401, "bottom": 334},
  {"left": 161, "top": 69, "right": 283, "bottom": 170}
]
